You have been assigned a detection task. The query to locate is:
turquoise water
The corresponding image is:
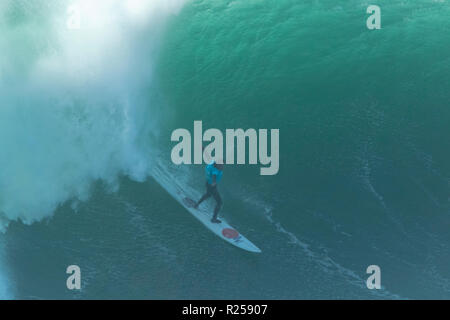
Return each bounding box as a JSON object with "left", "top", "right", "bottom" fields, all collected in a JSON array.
[{"left": 0, "top": 0, "right": 449, "bottom": 299}]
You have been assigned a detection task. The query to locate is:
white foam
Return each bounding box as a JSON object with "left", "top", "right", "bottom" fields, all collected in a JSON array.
[
  {"left": 0, "top": 0, "right": 186, "bottom": 299},
  {"left": 0, "top": 0, "right": 186, "bottom": 229}
]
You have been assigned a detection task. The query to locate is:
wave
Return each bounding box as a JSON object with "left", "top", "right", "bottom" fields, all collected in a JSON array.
[{"left": 0, "top": 0, "right": 186, "bottom": 230}]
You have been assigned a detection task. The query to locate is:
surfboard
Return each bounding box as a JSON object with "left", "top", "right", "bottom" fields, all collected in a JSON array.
[
  {"left": 151, "top": 164, "right": 261, "bottom": 253},
  {"left": 178, "top": 195, "right": 261, "bottom": 253}
]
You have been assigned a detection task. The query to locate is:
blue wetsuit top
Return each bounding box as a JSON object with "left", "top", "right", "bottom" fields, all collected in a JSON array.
[{"left": 206, "top": 161, "right": 223, "bottom": 185}]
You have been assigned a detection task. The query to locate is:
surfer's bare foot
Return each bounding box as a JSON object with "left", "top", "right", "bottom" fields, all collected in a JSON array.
[
  {"left": 211, "top": 218, "right": 221, "bottom": 223},
  {"left": 193, "top": 202, "right": 199, "bottom": 209}
]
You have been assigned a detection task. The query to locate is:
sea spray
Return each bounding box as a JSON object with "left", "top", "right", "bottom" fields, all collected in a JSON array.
[{"left": 0, "top": 0, "right": 186, "bottom": 229}]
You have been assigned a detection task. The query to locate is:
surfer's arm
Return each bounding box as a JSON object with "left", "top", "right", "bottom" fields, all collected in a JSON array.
[{"left": 211, "top": 174, "right": 217, "bottom": 187}]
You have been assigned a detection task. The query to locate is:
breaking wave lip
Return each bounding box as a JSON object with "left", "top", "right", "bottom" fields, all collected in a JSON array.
[
  {"left": 0, "top": 0, "right": 187, "bottom": 299},
  {"left": 0, "top": 0, "right": 187, "bottom": 231}
]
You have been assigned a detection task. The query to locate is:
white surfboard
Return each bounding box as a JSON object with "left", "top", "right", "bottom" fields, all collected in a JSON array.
[
  {"left": 152, "top": 164, "right": 261, "bottom": 253},
  {"left": 178, "top": 195, "right": 262, "bottom": 253}
]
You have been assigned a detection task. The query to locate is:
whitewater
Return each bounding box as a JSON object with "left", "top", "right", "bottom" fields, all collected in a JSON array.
[{"left": 0, "top": 0, "right": 187, "bottom": 299}]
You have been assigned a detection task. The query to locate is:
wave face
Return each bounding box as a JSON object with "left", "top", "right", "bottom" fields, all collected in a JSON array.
[
  {"left": 1, "top": 0, "right": 449, "bottom": 299},
  {"left": 156, "top": 0, "right": 450, "bottom": 299}
]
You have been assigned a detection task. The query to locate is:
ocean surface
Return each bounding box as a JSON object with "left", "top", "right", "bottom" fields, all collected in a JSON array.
[{"left": 0, "top": 0, "right": 449, "bottom": 299}]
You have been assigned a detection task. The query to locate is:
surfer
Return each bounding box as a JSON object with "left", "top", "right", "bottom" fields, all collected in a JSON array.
[{"left": 194, "top": 160, "right": 224, "bottom": 223}]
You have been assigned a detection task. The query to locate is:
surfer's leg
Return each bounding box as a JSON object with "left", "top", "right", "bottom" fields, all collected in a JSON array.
[
  {"left": 211, "top": 188, "right": 222, "bottom": 223},
  {"left": 195, "top": 193, "right": 210, "bottom": 207},
  {"left": 194, "top": 182, "right": 212, "bottom": 208}
]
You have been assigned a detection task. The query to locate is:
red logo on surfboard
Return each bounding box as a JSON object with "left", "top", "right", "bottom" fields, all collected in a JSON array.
[{"left": 222, "top": 228, "right": 240, "bottom": 239}]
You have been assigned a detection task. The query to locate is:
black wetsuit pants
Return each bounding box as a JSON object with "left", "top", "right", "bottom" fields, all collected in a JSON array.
[{"left": 197, "top": 182, "right": 222, "bottom": 219}]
